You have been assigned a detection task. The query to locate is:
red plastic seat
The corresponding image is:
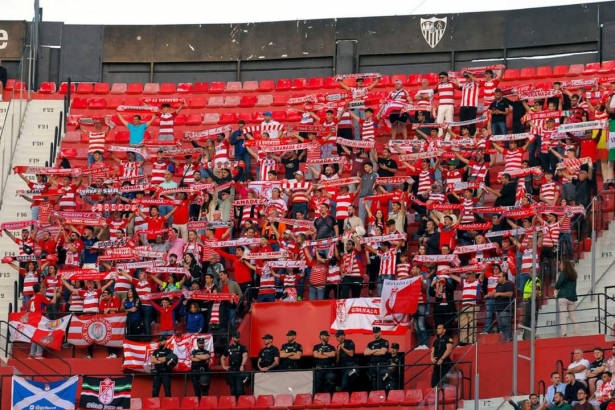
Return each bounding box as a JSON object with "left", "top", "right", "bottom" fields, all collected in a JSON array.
[
  {"left": 127, "top": 83, "right": 144, "bottom": 94},
  {"left": 535, "top": 81, "right": 552, "bottom": 91},
  {"left": 114, "top": 130, "right": 130, "bottom": 144},
  {"left": 365, "top": 390, "right": 386, "bottom": 407},
  {"left": 189, "top": 97, "right": 207, "bottom": 109},
  {"left": 553, "top": 65, "right": 569, "bottom": 77},
  {"left": 123, "top": 97, "right": 140, "bottom": 107},
  {"left": 88, "top": 98, "right": 106, "bottom": 109},
  {"left": 276, "top": 78, "right": 292, "bottom": 91},
  {"left": 63, "top": 131, "right": 81, "bottom": 144},
  {"left": 142, "top": 397, "right": 161, "bottom": 409},
  {"left": 390, "top": 74, "right": 407, "bottom": 85},
  {"left": 258, "top": 80, "right": 275, "bottom": 92},
  {"left": 207, "top": 96, "right": 224, "bottom": 108},
  {"left": 223, "top": 96, "right": 240, "bottom": 107},
  {"left": 536, "top": 66, "right": 553, "bottom": 79},
  {"left": 583, "top": 62, "right": 600, "bottom": 75},
  {"left": 71, "top": 97, "right": 88, "bottom": 109},
  {"left": 93, "top": 82, "right": 110, "bottom": 94},
  {"left": 202, "top": 113, "right": 220, "bottom": 125},
  {"left": 3, "top": 79, "right": 15, "bottom": 91},
  {"left": 174, "top": 114, "right": 187, "bottom": 126},
  {"left": 131, "top": 398, "right": 143, "bottom": 409},
  {"left": 385, "top": 390, "right": 405, "bottom": 404},
  {"left": 254, "top": 394, "right": 275, "bottom": 410},
  {"left": 219, "top": 113, "right": 238, "bottom": 125},
  {"left": 177, "top": 82, "right": 193, "bottom": 93},
  {"left": 326, "top": 392, "right": 349, "bottom": 408},
  {"left": 159, "top": 83, "right": 176, "bottom": 94},
  {"left": 272, "top": 394, "right": 294, "bottom": 409},
  {"left": 519, "top": 67, "right": 536, "bottom": 80},
  {"left": 199, "top": 396, "right": 218, "bottom": 409},
  {"left": 566, "top": 64, "right": 584, "bottom": 77},
  {"left": 38, "top": 82, "right": 57, "bottom": 94},
  {"left": 424, "top": 73, "right": 438, "bottom": 85},
  {"left": 237, "top": 395, "right": 256, "bottom": 408},
  {"left": 272, "top": 111, "right": 287, "bottom": 121},
  {"left": 307, "top": 393, "right": 331, "bottom": 409},
  {"left": 76, "top": 82, "right": 94, "bottom": 94},
  {"left": 218, "top": 396, "right": 237, "bottom": 410},
  {"left": 401, "top": 389, "right": 423, "bottom": 406},
  {"left": 347, "top": 391, "right": 368, "bottom": 408},
  {"left": 376, "top": 75, "right": 391, "bottom": 88},
  {"left": 209, "top": 82, "right": 226, "bottom": 93},
  {"left": 144, "top": 83, "right": 160, "bottom": 94},
  {"left": 271, "top": 94, "right": 289, "bottom": 106},
  {"left": 289, "top": 393, "right": 312, "bottom": 410},
  {"left": 306, "top": 77, "right": 324, "bottom": 89},
  {"left": 599, "top": 61, "right": 615, "bottom": 73},
  {"left": 256, "top": 95, "right": 273, "bottom": 106},
  {"left": 293, "top": 78, "right": 307, "bottom": 90},
  {"left": 160, "top": 397, "right": 180, "bottom": 409},
  {"left": 239, "top": 95, "right": 257, "bottom": 107},
  {"left": 185, "top": 114, "right": 203, "bottom": 125},
  {"left": 110, "top": 83, "right": 127, "bottom": 94},
  {"left": 194, "top": 82, "right": 210, "bottom": 93},
  {"left": 238, "top": 112, "right": 256, "bottom": 124},
  {"left": 226, "top": 81, "right": 242, "bottom": 92},
  {"left": 13, "top": 81, "right": 26, "bottom": 91},
  {"left": 243, "top": 80, "right": 258, "bottom": 92},
  {"left": 287, "top": 111, "right": 302, "bottom": 122},
  {"left": 59, "top": 82, "right": 76, "bottom": 94},
  {"left": 502, "top": 69, "right": 520, "bottom": 81},
  {"left": 180, "top": 396, "right": 199, "bottom": 409}
]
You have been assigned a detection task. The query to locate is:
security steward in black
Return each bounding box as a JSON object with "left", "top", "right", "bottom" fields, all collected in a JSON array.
[
  {"left": 313, "top": 330, "right": 336, "bottom": 394},
  {"left": 335, "top": 330, "right": 357, "bottom": 392},
  {"left": 279, "top": 330, "right": 303, "bottom": 370},
  {"left": 364, "top": 326, "right": 390, "bottom": 390},
  {"left": 381, "top": 342, "right": 404, "bottom": 391},
  {"left": 151, "top": 335, "right": 173, "bottom": 398},
  {"left": 431, "top": 324, "right": 454, "bottom": 388},
  {"left": 257, "top": 334, "right": 280, "bottom": 372},
  {"left": 221, "top": 331, "right": 249, "bottom": 398},
  {"left": 189, "top": 337, "right": 212, "bottom": 399}
]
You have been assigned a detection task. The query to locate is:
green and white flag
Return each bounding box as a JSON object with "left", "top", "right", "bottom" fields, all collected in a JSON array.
[
  {"left": 608, "top": 120, "right": 615, "bottom": 161},
  {"left": 79, "top": 376, "right": 132, "bottom": 409}
]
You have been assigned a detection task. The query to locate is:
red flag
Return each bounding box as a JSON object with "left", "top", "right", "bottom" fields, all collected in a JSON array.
[
  {"left": 9, "top": 312, "right": 71, "bottom": 351},
  {"left": 380, "top": 277, "right": 422, "bottom": 315}
]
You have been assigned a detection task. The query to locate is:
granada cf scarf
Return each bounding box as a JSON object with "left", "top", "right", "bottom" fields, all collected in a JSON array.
[
  {"left": 141, "top": 97, "right": 186, "bottom": 105},
  {"left": 286, "top": 124, "right": 337, "bottom": 134}
]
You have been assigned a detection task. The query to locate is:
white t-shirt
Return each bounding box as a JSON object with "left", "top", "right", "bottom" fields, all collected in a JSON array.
[{"left": 568, "top": 359, "right": 590, "bottom": 381}]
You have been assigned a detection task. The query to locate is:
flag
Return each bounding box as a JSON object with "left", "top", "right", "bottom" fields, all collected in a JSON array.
[
  {"left": 122, "top": 333, "right": 214, "bottom": 373},
  {"left": 330, "top": 297, "right": 409, "bottom": 335},
  {"left": 9, "top": 312, "right": 72, "bottom": 351},
  {"left": 67, "top": 313, "right": 127, "bottom": 347},
  {"left": 609, "top": 120, "right": 615, "bottom": 161},
  {"left": 12, "top": 375, "right": 78, "bottom": 410},
  {"left": 79, "top": 376, "right": 132, "bottom": 409},
  {"left": 380, "top": 277, "right": 422, "bottom": 316}
]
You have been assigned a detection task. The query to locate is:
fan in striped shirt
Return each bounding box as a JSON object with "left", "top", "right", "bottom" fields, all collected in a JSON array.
[{"left": 157, "top": 102, "right": 183, "bottom": 141}]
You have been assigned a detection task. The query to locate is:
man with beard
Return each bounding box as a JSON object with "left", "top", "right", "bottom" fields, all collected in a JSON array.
[
  {"left": 150, "top": 335, "right": 175, "bottom": 398},
  {"left": 313, "top": 330, "right": 336, "bottom": 394},
  {"left": 279, "top": 330, "right": 303, "bottom": 370},
  {"left": 257, "top": 334, "right": 280, "bottom": 372},
  {"left": 364, "top": 327, "right": 390, "bottom": 390}
]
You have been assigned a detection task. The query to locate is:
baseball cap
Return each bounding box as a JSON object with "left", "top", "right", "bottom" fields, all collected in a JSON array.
[
  {"left": 391, "top": 343, "right": 400, "bottom": 349},
  {"left": 197, "top": 337, "right": 205, "bottom": 344},
  {"left": 286, "top": 330, "right": 297, "bottom": 336},
  {"left": 319, "top": 330, "right": 329, "bottom": 337},
  {"left": 232, "top": 331, "right": 241, "bottom": 338},
  {"left": 373, "top": 326, "right": 382, "bottom": 333},
  {"left": 335, "top": 330, "right": 345, "bottom": 337},
  {"left": 262, "top": 334, "right": 274, "bottom": 340},
  {"left": 394, "top": 79, "right": 402, "bottom": 84},
  {"left": 264, "top": 111, "right": 272, "bottom": 116},
  {"left": 159, "top": 335, "right": 168, "bottom": 342},
  {"left": 294, "top": 170, "right": 304, "bottom": 176}
]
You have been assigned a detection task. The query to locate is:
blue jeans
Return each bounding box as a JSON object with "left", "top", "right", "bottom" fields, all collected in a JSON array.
[
  {"left": 358, "top": 199, "right": 371, "bottom": 225},
  {"left": 377, "top": 275, "right": 394, "bottom": 297},
  {"left": 352, "top": 108, "right": 365, "bottom": 140},
  {"left": 414, "top": 303, "right": 429, "bottom": 346},
  {"left": 141, "top": 305, "right": 154, "bottom": 340},
  {"left": 529, "top": 135, "right": 540, "bottom": 164},
  {"left": 491, "top": 122, "right": 507, "bottom": 136},
  {"left": 484, "top": 298, "right": 495, "bottom": 333},
  {"left": 237, "top": 152, "right": 251, "bottom": 181},
  {"left": 559, "top": 232, "right": 573, "bottom": 259},
  {"left": 257, "top": 294, "right": 275, "bottom": 303},
  {"left": 496, "top": 307, "right": 512, "bottom": 341},
  {"left": 158, "top": 205, "right": 173, "bottom": 224},
  {"left": 309, "top": 286, "right": 325, "bottom": 300},
  {"left": 31, "top": 206, "right": 39, "bottom": 222},
  {"left": 298, "top": 267, "right": 310, "bottom": 299},
  {"left": 292, "top": 202, "right": 308, "bottom": 219}
]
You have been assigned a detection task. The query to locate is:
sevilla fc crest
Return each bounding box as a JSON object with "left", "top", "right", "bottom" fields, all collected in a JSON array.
[
  {"left": 421, "top": 17, "right": 447, "bottom": 48},
  {"left": 99, "top": 378, "right": 115, "bottom": 405}
]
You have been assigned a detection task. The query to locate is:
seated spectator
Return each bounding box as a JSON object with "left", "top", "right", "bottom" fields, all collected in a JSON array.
[
  {"left": 566, "top": 372, "right": 588, "bottom": 405},
  {"left": 587, "top": 348, "right": 607, "bottom": 396},
  {"left": 544, "top": 371, "right": 568, "bottom": 409},
  {"left": 590, "top": 372, "right": 614, "bottom": 409},
  {"left": 570, "top": 349, "right": 591, "bottom": 386},
  {"left": 572, "top": 389, "right": 593, "bottom": 410}
]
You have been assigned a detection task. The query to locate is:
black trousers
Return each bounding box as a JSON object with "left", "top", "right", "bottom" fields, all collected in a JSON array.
[
  {"left": 314, "top": 367, "right": 336, "bottom": 394},
  {"left": 152, "top": 373, "right": 171, "bottom": 397},
  {"left": 226, "top": 373, "right": 244, "bottom": 398},
  {"left": 431, "top": 359, "right": 452, "bottom": 388},
  {"left": 191, "top": 372, "right": 210, "bottom": 399},
  {"left": 458, "top": 106, "right": 478, "bottom": 135},
  {"left": 340, "top": 276, "right": 363, "bottom": 299},
  {"left": 368, "top": 364, "right": 385, "bottom": 390},
  {"left": 380, "top": 368, "right": 400, "bottom": 391}
]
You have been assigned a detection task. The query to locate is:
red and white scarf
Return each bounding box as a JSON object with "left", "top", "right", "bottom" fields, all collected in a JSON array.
[
  {"left": 453, "top": 243, "right": 500, "bottom": 254},
  {"left": 335, "top": 138, "right": 375, "bottom": 148}
]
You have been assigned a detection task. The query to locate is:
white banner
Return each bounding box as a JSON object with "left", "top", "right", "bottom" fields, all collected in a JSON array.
[{"left": 330, "top": 297, "right": 409, "bottom": 335}]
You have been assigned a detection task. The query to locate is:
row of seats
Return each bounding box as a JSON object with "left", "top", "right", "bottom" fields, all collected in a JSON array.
[
  {"left": 35, "top": 61, "right": 615, "bottom": 96},
  {"left": 130, "top": 388, "right": 457, "bottom": 409}
]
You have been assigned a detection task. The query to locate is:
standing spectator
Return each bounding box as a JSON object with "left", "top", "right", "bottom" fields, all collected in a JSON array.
[
  {"left": 152, "top": 297, "right": 181, "bottom": 337},
  {"left": 430, "top": 324, "right": 453, "bottom": 388},
  {"left": 521, "top": 273, "right": 542, "bottom": 340},
  {"left": 261, "top": 112, "right": 281, "bottom": 139},
  {"left": 482, "top": 69, "right": 500, "bottom": 107},
  {"left": 434, "top": 72, "right": 456, "bottom": 136},
  {"left": 122, "top": 287, "right": 142, "bottom": 341},
  {"left": 487, "top": 270, "right": 515, "bottom": 342},
  {"left": 488, "top": 89, "right": 512, "bottom": 136},
  {"left": 458, "top": 72, "right": 481, "bottom": 135},
  {"left": 218, "top": 271, "right": 243, "bottom": 331},
  {"left": 158, "top": 102, "right": 183, "bottom": 141},
  {"left": 358, "top": 163, "right": 378, "bottom": 224},
  {"left": 117, "top": 113, "right": 156, "bottom": 147},
  {"left": 27, "top": 283, "right": 59, "bottom": 359},
  {"left": 79, "top": 122, "right": 110, "bottom": 166},
  {"left": 556, "top": 260, "right": 579, "bottom": 337},
  {"left": 414, "top": 79, "right": 434, "bottom": 121},
  {"left": 450, "top": 270, "right": 484, "bottom": 346},
  {"left": 568, "top": 348, "right": 591, "bottom": 385},
  {"left": 95, "top": 289, "right": 121, "bottom": 359},
  {"left": 340, "top": 236, "right": 363, "bottom": 299},
  {"left": 313, "top": 204, "right": 338, "bottom": 240},
  {"left": 483, "top": 173, "right": 516, "bottom": 207},
  {"left": 385, "top": 79, "right": 412, "bottom": 139},
  {"left": 230, "top": 121, "right": 249, "bottom": 180},
  {"left": 337, "top": 76, "right": 379, "bottom": 141}
]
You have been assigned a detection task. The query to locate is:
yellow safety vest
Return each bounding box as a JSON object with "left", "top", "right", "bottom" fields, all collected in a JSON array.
[{"left": 523, "top": 277, "right": 542, "bottom": 300}]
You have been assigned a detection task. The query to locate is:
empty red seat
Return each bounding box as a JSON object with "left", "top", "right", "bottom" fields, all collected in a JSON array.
[
  {"left": 238, "top": 112, "right": 256, "bottom": 124},
  {"left": 194, "top": 82, "right": 210, "bottom": 93},
  {"left": 535, "top": 81, "right": 552, "bottom": 91},
  {"left": 223, "top": 96, "right": 240, "bottom": 107},
  {"left": 63, "top": 131, "right": 81, "bottom": 144},
  {"left": 177, "top": 82, "right": 193, "bottom": 93},
  {"left": 583, "top": 62, "right": 600, "bottom": 74},
  {"left": 185, "top": 114, "right": 203, "bottom": 125},
  {"left": 202, "top": 113, "right": 220, "bottom": 125},
  {"left": 502, "top": 69, "right": 520, "bottom": 81},
  {"left": 219, "top": 113, "right": 237, "bottom": 125},
  {"left": 293, "top": 78, "right": 307, "bottom": 90},
  {"left": 307, "top": 393, "right": 331, "bottom": 409},
  {"left": 130, "top": 398, "right": 143, "bottom": 409},
  {"left": 600, "top": 61, "right": 615, "bottom": 73},
  {"left": 254, "top": 395, "right": 275, "bottom": 410},
  {"left": 323, "top": 76, "right": 338, "bottom": 89},
  {"left": 256, "top": 94, "right": 273, "bottom": 106},
  {"left": 127, "top": 83, "right": 144, "bottom": 94},
  {"left": 401, "top": 389, "right": 423, "bottom": 406},
  {"left": 189, "top": 97, "right": 206, "bottom": 109},
  {"left": 519, "top": 67, "right": 536, "bottom": 80},
  {"left": 272, "top": 394, "right": 294, "bottom": 409},
  {"left": 424, "top": 73, "right": 438, "bottom": 85},
  {"left": 159, "top": 83, "right": 176, "bottom": 94},
  {"left": 272, "top": 111, "right": 287, "bottom": 121},
  {"left": 566, "top": 64, "right": 584, "bottom": 77},
  {"left": 306, "top": 77, "right": 324, "bottom": 89},
  {"left": 13, "top": 81, "right": 26, "bottom": 91},
  {"left": 326, "top": 392, "right": 349, "bottom": 409},
  {"left": 209, "top": 82, "right": 226, "bottom": 93},
  {"left": 536, "top": 66, "right": 553, "bottom": 79},
  {"left": 443, "top": 387, "right": 458, "bottom": 404},
  {"left": 271, "top": 94, "right": 289, "bottom": 106},
  {"left": 144, "top": 83, "right": 160, "bottom": 94},
  {"left": 174, "top": 114, "right": 187, "bottom": 126},
  {"left": 142, "top": 397, "right": 161, "bottom": 409},
  {"left": 114, "top": 130, "right": 130, "bottom": 144},
  {"left": 218, "top": 396, "right": 237, "bottom": 410},
  {"left": 346, "top": 392, "right": 368, "bottom": 408},
  {"left": 76, "top": 82, "right": 94, "bottom": 94},
  {"left": 385, "top": 390, "right": 405, "bottom": 405},
  {"left": 376, "top": 75, "right": 391, "bottom": 87},
  {"left": 226, "top": 81, "right": 242, "bottom": 92},
  {"left": 290, "top": 393, "right": 312, "bottom": 410},
  {"left": 59, "top": 82, "right": 75, "bottom": 94},
  {"left": 258, "top": 80, "right": 275, "bottom": 92},
  {"left": 93, "top": 82, "right": 110, "bottom": 94},
  {"left": 237, "top": 395, "right": 256, "bottom": 408},
  {"left": 88, "top": 98, "right": 106, "bottom": 109},
  {"left": 38, "top": 82, "right": 57, "bottom": 94},
  {"left": 71, "top": 97, "right": 88, "bottom": 109},
  {"left": 199, "top": 396, "right": 218, "bottom": 408},
  {"left": 365, "top": 390, "right": 386, "bottom": 407},
  {"left": 553, "top": 65, "right": 569, "bottom": 77},
  {"left": 239, "top": 96, "right": 257, "bottom": 107},
  {"left": 110, "top": 83, "right": 127, "bottom": 94},
  {"left": 123, "top": 97, "right": 140, "bottom": 107},
  {"left": 180, "top": 396, "right": 199, "bottom": 409},
  {"left": 276, "top": 78, "right": 292, "bottom": 91},
  {"left": 207, "top": 96, "right": 224, "bottom": 108},
  {"left": 160, "top": 397, "right": 180, "bottom": 409},
  {"left": 243, "top": 80, "right": 258, "bottom": 92}
]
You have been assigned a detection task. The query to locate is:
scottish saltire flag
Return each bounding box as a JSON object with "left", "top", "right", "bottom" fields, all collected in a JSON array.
[{"left": 12, "top": 375, "right": 78, "bottom": 410}]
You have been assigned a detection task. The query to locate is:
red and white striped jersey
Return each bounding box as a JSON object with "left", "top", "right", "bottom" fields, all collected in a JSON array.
[
  {"left": 378, "top": 249, "right": 397, "bottom": 276},
  {"left": 520, "top": 248, "right": 534, "bottom": 274},
  {"left": 332, "top": 193, "right": 353, "bottom": 221},
  {"left": 88, "top": 131, "right": 106, "bottom": 154},
  {"left": 44, "top": 275, "right": 60, "bottom": 299},
  {"left": 23, "top": 271, "right": 39, "bottom": 296},
  {"left": 414, "top": 89, "right": 434, "bottom": 109},
  {"left": 443, "top": 169, "right": 464, "bottom": 185},
  {"left": 15, "top": 238, "right": 35, "bottom": 256},
  {"left": 337, "top": 108, "right": 352, "bottom": 128},
  {"left": 460, "top": 81, "right": 480, "bottom": 107},
  {"left": 503, "top": 148, "right": 525, "bottom": 173},
  {"left": 114, "top": 272, "right": 132, "bottom": 292},
  {"left": 341, "top": 250, "right": 362, "bottom": 277},
  {"left": 183, "top": 242, "right": 204, "bottom": 262},
  {"left": 214, "top": 141, "right": 230, "bottom": 164},
  {"left": 435, "top": 83, "right": 456, "bottom": 106},
  {"left": 289, "top": 183, "right": 309, "bottom": 204},
  {"left": 151, "top": 160, "right": 170, "bottom": 185},
  {"left": 460, "top": 197, "right": 478, "bottom": 224},
  {"left": 283, "top": 273, "right": 297, "bottom": 289},
  {"left": 560, "top": 214, "right": 571, "bottom": 233},
  {"left": 540, "top": 130, "right": 559, "bottom": 154},
  {"left": 121, "top": 161, "right": 140, "bottom": 181},
  {"left": 428, "top": 192, "right": 445, "bottom": 204},
  {"left": 59, "top": 184, "right": 78, "bottom": 210},
  {"left": 159, "top": 112, "right": 176, "bottom": 136},
  {"left": 542, "top": 221, "right": 560, "bottom": 248},
  {"left": 468, "top": 161, "right": 489, "bottom": 182},
  {"left": 267, "top": 198, "right": 288, "bottom": 215},
  {"left": 69, "top": 290, "right": 84, "bottom": 312},
  {"left": 80, "top": 288, "right": 102, "bottom": 313},
  {"left": 396, "top": 263, "right": 411, "bottom": 279},
  {"left": 486, "top": 274, "right": 499, "bottom": 293},
  {"left": 482, "top": 79, "right": 500, "bottom": 105},
  {"left": 320, "top": 174, "right": 340, "bottom": 196},
  {"left": 241, "top": 205, "right": 262, "bottom": 225},
  {"left": 417, "top": 170, "right": 433, "bottom": 195},
  {"left": 360, "top": 119, "right": 376, "bottom": 141},
  {"left": 388, "top": 89, "right": 410, "bottom": 103},
  {"left": 107, "top": 218, "right": 128, "bottom": 240},
  {"left": 258, "top": 266, "right": 276, "bottom": 295},
  {"left": 461, "top": 279, "right": 481, "bottom": 305},
  {"left": 540, "top": 182, "right": 559, "bottom": 204},
  {"left": 131, "top": 278, "right": 153, "bottom": 306},
  {"left": 326, "top": 264, "right": 341, "bottom": 284},
  {"left": 258, "top": 158, "right": 277, "bottom": 181}
]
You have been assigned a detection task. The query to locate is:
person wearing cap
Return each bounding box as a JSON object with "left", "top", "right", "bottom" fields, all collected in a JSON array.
[
  {"left": 334, "top": 330, "right": 357, "bottom": 392},
  {"left": 279, "top": 330, "right": 303, "bottom": 370},
  {"left": 337, "top": 75, "right": 380, "bottom": 140},
  {"left": 364, "top": 326, "right": 390, "bottom": 390},
  {"left": 381, "top": 342, "right": 404, "bottom": 391},
  {"left": 431, "top": 324, "right": 454, "bottom": 388},
  {"left": 150, "top": 335, "right": 174, "bottom": 398},
  {"left": 313, "top": 330, "right": 337, "bottom": 394},
  {"left": 222, "top": 331, "right": 249, "bottom": 398},
  {"left": 189, "top": 337, "right": 212, "bottom": 399},
  {"left": 257, "top": 334, "right": 280, "bottom": 372},
  {"left": 261, "top": 111, "right": 281, "bottom": 139}
]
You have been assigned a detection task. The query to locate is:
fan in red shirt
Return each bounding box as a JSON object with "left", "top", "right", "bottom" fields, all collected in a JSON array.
[{"left": 136, "top": 205, "right": 177, "bottom": 242}]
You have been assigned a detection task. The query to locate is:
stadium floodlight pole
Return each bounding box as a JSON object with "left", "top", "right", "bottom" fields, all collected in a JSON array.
[{"left": 530, "top": 230, "right": 538, "bottom": 395}]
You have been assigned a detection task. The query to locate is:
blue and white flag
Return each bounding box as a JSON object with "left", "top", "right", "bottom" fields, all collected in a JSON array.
[{"left": 12, "top": 375, "right": 78, "bottom": 410}]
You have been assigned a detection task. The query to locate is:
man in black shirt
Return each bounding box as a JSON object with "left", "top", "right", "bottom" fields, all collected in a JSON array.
[
  {"left": 189, "top": 337, "right": 212, "bottom": 399},
  {"left": 488, "top": 89, "right": 512, "bottom": 136},
  {"left": 484, "top": 173, "right": 516, "bottom": 207},
  {"left": 151, "top": 336, "right": 174, "bottom": 398},
  {"left": 221, "top": 331, "right": 249, "bottom": 398},
  {"left": 548, "top": 82, "right": 571, "bottom": 111},
  {"left": 564, "top": 372, "right": 586, "bottom": 405},
  {"left": 335, "top": 330, "right": 357, "bottom": 392},
  {"left": 279, "top": 330, "right": 303, "bottom": 370},
  {"left": 587, "top": 347, "right": 606, "bottom": 397},
  {"left": 374, "top": 147, "right": 398, "bottom": 181},
  {"left": 313, "top": 203, "right": 338, "bottom": 239},
  {"left": 257, "top": 334, "right": 280, "bottom": 372},
  {"left": 431, "top": 324, "right": 454, "bottom": 388},
  {"left": 281, "top": 151, "right": 301, "bottom": 180},
  {"left": 313, "top": 330, "right": 337, "bottom": 394},
  {"left": 487, "top": 271, "right": 515, "bottom": 342},
  {"left": 381, "top": 343, "right": 404, "bottom": 391},
  {"left": 364, "top": 327, "right": 390, "bottom": 390}
]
